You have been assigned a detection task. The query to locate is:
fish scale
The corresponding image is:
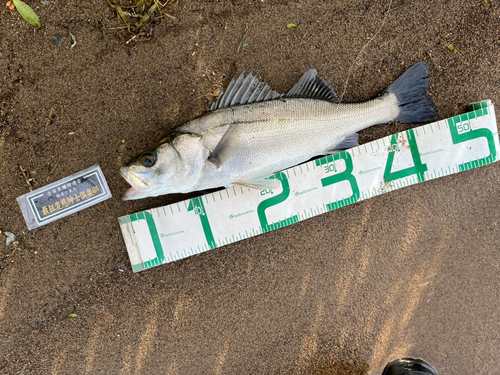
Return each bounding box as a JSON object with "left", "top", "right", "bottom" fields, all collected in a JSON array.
[{"left": 191, "top": 95, "right": 400, "bottom": 191}]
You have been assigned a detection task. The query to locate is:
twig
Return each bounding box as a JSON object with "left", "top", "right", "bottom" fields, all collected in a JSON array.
[
  {"left": 19, "top": 165, "right": 33, "bottom": 192},
  {"left": 236, "top": 28, "right": 248, "bottom": 53},
  {"left": 164, "top": 13, "right": 178, "bottom": 21},
  {"left": 45, "top": 107, "right": 55, "bottom": 127},
  {"left": 126, "top": 34, "right": 138, "bottom": 44},
  {"left": 389, "top": 3, "right": 405, "bottom": 12},
  {"left": 0, "top": 247, "right": 18, "bottom": 258},
  {"left": 427, "top": 50, "right": 442, "bottom": 71},
  {"left": 47, "top": 152, "right": 62, "bottom": 182},
  {"left": 339, "top": 0, "right": 393, "bottom": 102}
]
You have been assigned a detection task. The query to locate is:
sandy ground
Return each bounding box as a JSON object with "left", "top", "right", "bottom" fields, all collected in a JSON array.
[{"left": 1, "top": 0, "right": 500, "bottom": 374}]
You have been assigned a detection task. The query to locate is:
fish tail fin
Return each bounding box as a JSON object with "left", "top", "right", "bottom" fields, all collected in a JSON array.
[{"left": 383, "top": 62, "right": 438, "bottom": 124}]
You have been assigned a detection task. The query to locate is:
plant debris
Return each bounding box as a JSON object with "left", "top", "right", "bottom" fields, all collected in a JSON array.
[
  {"left": 5, "top": 231, "right": 16, "bottom": 246},
  {"left": 9, "top": 0, "right": 41, "bottom": 28},
  {"left": 445, "top": 43, "right": 458, "bottom": 53},
  {"left": 70, "top": 33, "right": 77, "bottom": 48},
  {"left": 19, "top": 165, "right": 34, "bottom": 191},
  {"left": 109, "top": 0, "right": 178, "bottom": 34}
]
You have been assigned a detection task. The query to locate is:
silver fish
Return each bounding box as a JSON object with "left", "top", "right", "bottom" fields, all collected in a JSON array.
[{"left": 120, "top": 62, "right": 437, "bottom": 200}]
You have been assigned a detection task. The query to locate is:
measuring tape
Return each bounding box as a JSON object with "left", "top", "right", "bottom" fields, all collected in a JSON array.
[{"left": 119, "top": 100, "right": 498, "bottom": 272}]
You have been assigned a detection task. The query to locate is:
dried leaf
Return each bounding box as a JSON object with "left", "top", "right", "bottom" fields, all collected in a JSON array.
[
  {"left": 5, "top": 231, "right": 15, "bottom": 246},
  {"left": 109, "top": 1, "right": 130, "bottom": 31},
  {"left": 11, "top": 0, "right": 41, "bottom": 28}
]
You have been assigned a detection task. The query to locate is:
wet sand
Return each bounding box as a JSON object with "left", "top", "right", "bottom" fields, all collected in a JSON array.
[{"left": 1, "top": 1, "right": 499, "bottom": 373}]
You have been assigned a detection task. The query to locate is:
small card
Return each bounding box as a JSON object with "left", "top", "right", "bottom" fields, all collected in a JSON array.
[{"left": 17, "top": 165, "right": 112, "bottom": 230}]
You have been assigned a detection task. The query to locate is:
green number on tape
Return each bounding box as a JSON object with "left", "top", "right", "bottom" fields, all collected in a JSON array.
[
  {"left": 448, "top": 116, "right": 497, "bottom": 171},
  {"left": 130, "top": 211, "right": 165, "bottom": 267},
  {"left": 257, "top": 172, "right": 299, "bottom": 233},
  {"left": 384, "top": 129, "right": 427, "bottom": 183},
  {"left": 321, "top": 151, "right": 360, "bottom": 210},
  {"left": 187, "top": 197, "right": 216, "bottom": 249}
]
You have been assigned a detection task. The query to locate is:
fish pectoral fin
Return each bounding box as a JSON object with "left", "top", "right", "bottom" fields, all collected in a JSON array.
[
  {"left": 325, "top": 133, "right": 359, "bottom": 154},
  {"left": 208, "top": 125, "right": 242, "bottom": 168},
  {"left": 286, "top": 69, "right": 339, "bottom": 103},
  {"left": 233, "top": 175, "right": 281, "bottom": 190}
]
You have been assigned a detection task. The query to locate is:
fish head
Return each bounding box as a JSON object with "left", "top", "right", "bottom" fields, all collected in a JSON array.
[{"left": 120, "top": 132, "right": 208, "bottom": 200}]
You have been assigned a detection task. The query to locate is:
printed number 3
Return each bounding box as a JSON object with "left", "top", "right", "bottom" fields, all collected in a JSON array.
[{"left": 320, "top": 151, "right": 360, "bottom": 211}]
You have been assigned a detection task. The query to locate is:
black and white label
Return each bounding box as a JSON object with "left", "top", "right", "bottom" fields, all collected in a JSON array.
[{"left": 18, "top": 165, "right": 112, "bottom": 230}]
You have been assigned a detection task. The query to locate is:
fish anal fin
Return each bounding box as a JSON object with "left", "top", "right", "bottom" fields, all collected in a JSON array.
[
  {"left": 233, "top": 176, "right": 281, "bottom": 190},
  {"left": 326, "top": 133, "right": 359, "bottom": 153}
]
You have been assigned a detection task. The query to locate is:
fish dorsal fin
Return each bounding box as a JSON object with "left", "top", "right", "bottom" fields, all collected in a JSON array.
[
  {"left": 286, "top": 69, "right": 339, "bottom": 102},
  {"left": 209, "top": 71, "right": 283, "bottom": 111}
]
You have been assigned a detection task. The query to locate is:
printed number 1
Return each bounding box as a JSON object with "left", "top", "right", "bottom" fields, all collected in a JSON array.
[{"left": 188, "top": 197, "right": 216, "bottom": 249}]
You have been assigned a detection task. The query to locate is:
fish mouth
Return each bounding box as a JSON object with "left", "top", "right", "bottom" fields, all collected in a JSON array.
[{"left": 119, "top": 167, "right": 149, "bottom": 191}]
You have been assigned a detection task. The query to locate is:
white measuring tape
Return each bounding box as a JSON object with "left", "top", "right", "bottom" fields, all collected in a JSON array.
[{"left": 119, "top": 101, "right": 498, "bottom": 272}]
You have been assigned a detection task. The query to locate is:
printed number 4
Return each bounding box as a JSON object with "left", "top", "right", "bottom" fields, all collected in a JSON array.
[{"left": 384, "top": 129, "right": 427, "bottom": 183}]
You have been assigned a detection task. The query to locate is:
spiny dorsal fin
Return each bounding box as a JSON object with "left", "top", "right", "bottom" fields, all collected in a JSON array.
[
  {"left": 209, "top": 71, "right": 283, "bottom": 111},
  {"left": 286, "top": 69, "right": 339, "bottom": 102}
]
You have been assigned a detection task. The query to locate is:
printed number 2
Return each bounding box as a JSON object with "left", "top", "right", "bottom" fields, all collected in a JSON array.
[
  {"left": 187, "top": 197, "right": 216, "bottom": 249},
  {"left": 384, "top": 129, "right": 427, "bottom": 183},
  {"left": 320, "top": 151, "right": 360, "bottom": 211},
  {"left": 448, "top": 117, "right": 497, "bottom": 171},
  {"left": 257, "top": 172, "right": 299, "bottom": 233}
]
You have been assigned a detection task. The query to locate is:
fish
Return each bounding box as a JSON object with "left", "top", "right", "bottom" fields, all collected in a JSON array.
[{"left": 120, "top": 62, "right": 437, "bottom": 200}]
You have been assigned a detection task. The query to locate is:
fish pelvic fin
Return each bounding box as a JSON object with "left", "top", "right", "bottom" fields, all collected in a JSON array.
[
  {"left": 383, "top": 62, "right": 438, "bottom": 124},
  {"left": 233, "top": 175, "right": 281, "bottom": 190}
]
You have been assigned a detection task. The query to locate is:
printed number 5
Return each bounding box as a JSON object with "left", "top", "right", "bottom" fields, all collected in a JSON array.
[{"left": 448, "top": 117, "right": 497, "bottom": 171}]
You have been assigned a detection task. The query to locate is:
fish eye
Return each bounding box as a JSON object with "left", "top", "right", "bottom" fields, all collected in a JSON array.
[{"left": 140, "top": 152, "right": 156, "bottom": 168}]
